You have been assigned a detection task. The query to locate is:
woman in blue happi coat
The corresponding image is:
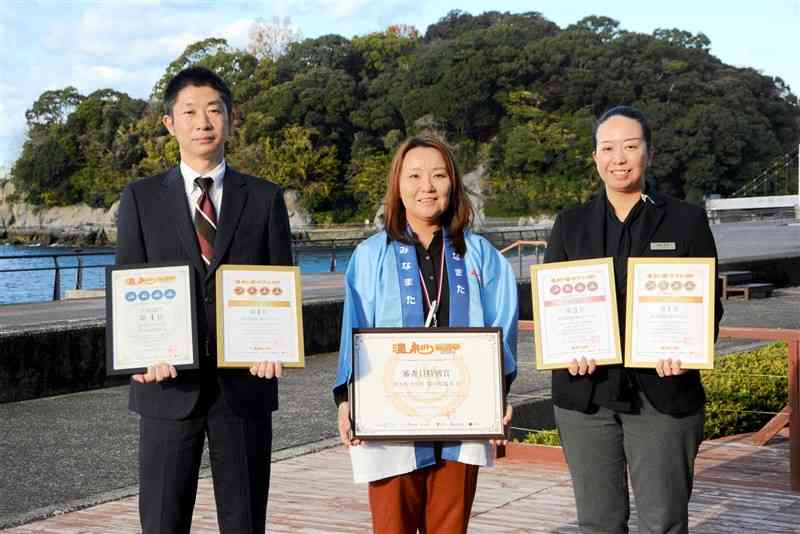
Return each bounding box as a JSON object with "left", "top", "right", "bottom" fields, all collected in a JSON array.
[{"left": 333, "top": 136, "right": 518, "bottom": 534}]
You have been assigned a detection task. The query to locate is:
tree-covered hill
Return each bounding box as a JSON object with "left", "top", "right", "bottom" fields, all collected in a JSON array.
[{"left": 11, "top": 10, "right": 799, "bottom": 221}]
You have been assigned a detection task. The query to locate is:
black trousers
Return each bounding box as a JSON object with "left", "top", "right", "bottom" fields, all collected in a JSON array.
[{"left": 138, "top": 386, "right": 272, "bottom": 534}]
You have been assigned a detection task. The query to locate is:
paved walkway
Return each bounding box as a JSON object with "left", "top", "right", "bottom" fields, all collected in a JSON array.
[
  {"left": 3, "top": 290, "right": 799, "bottom": 527},
  {"left": 6, "top": 430, "right": 798, "bottom": 533}
]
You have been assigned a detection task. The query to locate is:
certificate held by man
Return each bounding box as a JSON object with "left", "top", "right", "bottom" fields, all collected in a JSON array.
[
  {"left": 625, "top": 258, "right": 715, "bottom": 369},
  {"left": 216, "top": 264, "right": 305, "bottom": 368},
  {"left": 106, "top": 263, "right": 199, "bottom": 375},
  {"left": 530, "top": 258, "right": 622, "bottom": 370},
  {"left": 351, "top": 327, "right": 505, "bottom": 441}
]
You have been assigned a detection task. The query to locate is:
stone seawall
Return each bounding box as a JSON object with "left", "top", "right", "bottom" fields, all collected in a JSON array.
[
  {"left": 0, "top": 282, "right": 534, "bottom": 404},
  {"left": 0, "top": 299, "right": 345, "bottom": 403}
]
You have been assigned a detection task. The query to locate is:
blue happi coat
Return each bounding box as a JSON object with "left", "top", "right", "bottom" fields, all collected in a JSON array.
[{"left": 334, "top": 230, "right": 518, "bottom": 483}]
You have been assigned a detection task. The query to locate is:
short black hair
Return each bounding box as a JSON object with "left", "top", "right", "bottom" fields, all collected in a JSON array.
[
  {"left": 593, "top": 105, "right": 652, "bottom": 151},
  {"left": 163, "top": 66, "right": 232, "bottom": 117}
]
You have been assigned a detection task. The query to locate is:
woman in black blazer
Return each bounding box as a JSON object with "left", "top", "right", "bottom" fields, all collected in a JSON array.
[{"left": 544, "top": 106, "right": 723, "bottom": 534}]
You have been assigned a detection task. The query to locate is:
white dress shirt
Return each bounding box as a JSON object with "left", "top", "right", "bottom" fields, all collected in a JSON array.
[{"left": 180, "top": 159, "right": 225, "bottom": 218}]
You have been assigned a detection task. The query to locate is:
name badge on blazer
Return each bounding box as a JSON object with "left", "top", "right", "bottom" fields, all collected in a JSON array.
[{"left": 650, "top": 242, "right": 677, "bottom": 251}]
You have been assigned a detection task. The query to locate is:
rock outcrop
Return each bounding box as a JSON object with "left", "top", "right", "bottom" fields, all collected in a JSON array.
[
  {"left": 0, "top": 180, "right": 118, "bottom": 245},
  {"left": 0, "top": 181, "right": 317, "bottom": 245}
]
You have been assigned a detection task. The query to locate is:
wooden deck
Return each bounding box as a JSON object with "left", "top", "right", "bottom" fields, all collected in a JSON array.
[{"left": 7, "top": 431, "right": 798, "bottom": 533}]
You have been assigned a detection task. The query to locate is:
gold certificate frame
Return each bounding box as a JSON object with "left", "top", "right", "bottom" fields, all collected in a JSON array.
[
  {"left": 351, "top": 327, "right": 505, "bottom": 441},
  {"left": 530, "top": 258, "right": 622, "bottom": 370},
  {"left": 216, "top": 264, "right": 305, "bottom": 368},
  {"left": 625, "top": 257, "right": 715, "bottom": 370}
]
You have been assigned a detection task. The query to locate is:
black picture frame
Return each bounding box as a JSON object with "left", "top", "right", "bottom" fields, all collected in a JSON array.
[
  {"left": 350, "top": 326, "right": 506, "bottom": 441},
  {"left": 105, "top": 262, "right": 199, "bottom": 375}
]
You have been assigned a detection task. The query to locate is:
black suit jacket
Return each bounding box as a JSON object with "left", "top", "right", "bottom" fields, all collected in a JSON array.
[
  {"left": 544, "top": 189, "right": 723, "bottom": 415},
  {"left": 116, "top": 166, "right": 293, "bottom": 421}
]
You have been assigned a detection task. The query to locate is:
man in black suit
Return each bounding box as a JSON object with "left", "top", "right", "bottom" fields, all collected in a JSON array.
[
  {"left": 116, "top": 66, "right": 292, "bottom": 534},
  {"left": 544, "top": 106, "right": 723, "bottom": 534}
]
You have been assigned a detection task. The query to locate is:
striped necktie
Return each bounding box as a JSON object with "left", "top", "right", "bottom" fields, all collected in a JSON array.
[{"left": 194, "top": 177, "right": 217, "bottom": 267}]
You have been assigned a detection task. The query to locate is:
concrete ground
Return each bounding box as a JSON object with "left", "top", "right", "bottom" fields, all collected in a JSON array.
[
  {"left": 0, "top": 273, "right": 346, "bottom": 334},
  {"left": 5, "top": 432, "right": 799, "bottom": 533},
  {"left": 2, "top": 289, "right": 799, "bottom": 527}
]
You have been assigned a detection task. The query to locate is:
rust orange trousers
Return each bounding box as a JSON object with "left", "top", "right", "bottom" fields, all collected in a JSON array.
[{"left": 367, "top": 460, "right": 480, "bottom": 534}]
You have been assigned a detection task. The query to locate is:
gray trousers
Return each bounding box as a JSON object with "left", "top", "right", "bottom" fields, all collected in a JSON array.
[{"left": 554, "top": 391, "right": 704, "bottom": 534}]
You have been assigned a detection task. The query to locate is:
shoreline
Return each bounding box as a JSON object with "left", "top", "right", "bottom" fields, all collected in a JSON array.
[{"left": 0, "top": 227, "right": 113, "bottom": 247}]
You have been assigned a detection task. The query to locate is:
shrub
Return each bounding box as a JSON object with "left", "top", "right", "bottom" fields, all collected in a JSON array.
[
  {"left": 522, "top": 429, "right": 561, "bottom": 446},
  {"left": 521, "top": 343, "right": 789, "bottom": 445},
  {"left": 702, "top": 342, "right": 788, "bottom": 439}
]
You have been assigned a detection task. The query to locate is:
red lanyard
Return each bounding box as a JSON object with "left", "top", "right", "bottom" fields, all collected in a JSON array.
[{"left": 419, "top": 242, "right": 446, "bottom": 327}]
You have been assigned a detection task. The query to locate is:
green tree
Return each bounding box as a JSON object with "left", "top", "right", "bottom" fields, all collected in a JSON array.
[
  {"left": 11, "top": 130, "right": 77, "bottom": 206},
  {"left": 7, "top": 10, "right": 799, "bottom": 219},
  {"left": 486, "top": 92, "right": 595, "bottom": 215},
  {"left": 347, "top": 147, "right": 391, "bottom": 220},
  {"left": 255, "top": 126, "right": 340, "bottom": 219},
  {"left": 351, "top": 27, "right": 418, "bottom": 79},
  {"left": 276, "top": 35, "right": 359, "bottom": 81},
  {"left": 150, "top": 38, "right": 230, "bottom": 101},
  {"left": 25, "top": 87, "right": 84, "bottom": 129},
  {"left": 569, "top": 15, "right": 622, "bottom": 41}
]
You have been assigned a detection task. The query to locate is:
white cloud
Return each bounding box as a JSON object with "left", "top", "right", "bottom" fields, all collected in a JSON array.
[
  {"left": 38, "top": 4, "right": 261, "bottom": 69},
  {"left": 273, "top": 0, "right": 402, "bottom": 23},
  {"left": 78, "top": 65, "right": 131, "bottom": 84},
  {"left": 220, "top": 18, "right": 257, "bottom": 48},
  {"left": 308, "top": 0, "right": 372, "bottom": 19}
]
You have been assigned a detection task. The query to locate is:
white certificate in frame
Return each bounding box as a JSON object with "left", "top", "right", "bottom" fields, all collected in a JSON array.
[
  {"left": 351, "top": 327, "right": 505, "bottom": 441},
  {"left": 530, "top": 258, "right": 622, "bottom": 370},
  {"left": 625, "top": 258, "right": 715, "bottom": 369},
  {"left": 105, "top": 263, "right": 198, "bottom": 375},
  {"left": 216, "top": 265, "right": 305, "bottom": 368}
]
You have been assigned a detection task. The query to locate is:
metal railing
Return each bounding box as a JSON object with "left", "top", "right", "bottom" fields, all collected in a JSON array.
[
  {"left": 292, "top": 237, "right": 367, "bottom": 273},
  {"left": 1, "top": 229, "right": 554, "bottom": 303},
  {"left": 499, "top": 240, "right": 548, "bottom": 277},
  {"left": 0, "top": 251, "right": 113, "bottom": 301}
]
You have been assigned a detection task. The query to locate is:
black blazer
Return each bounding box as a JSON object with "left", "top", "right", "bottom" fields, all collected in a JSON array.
[
  {"left": 116, "top": 166, "right": 293, "bottom": 420},
  {"left": 544, "top": 189, "right": 723, "bottom": 415}
]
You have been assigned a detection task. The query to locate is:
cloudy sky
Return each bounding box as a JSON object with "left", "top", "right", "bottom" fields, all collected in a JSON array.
[{"left": 1, "top": 0, "right": 798, "bottom": 172}]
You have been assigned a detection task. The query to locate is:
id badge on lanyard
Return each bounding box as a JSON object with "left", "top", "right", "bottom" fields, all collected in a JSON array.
[{"left": 420, "top": 243, "right": 445, "bottom": 327}]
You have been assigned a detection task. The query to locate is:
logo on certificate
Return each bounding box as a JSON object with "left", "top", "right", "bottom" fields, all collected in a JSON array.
[{"left": 384, "top": 342, "right": 471, "bottom": 419}]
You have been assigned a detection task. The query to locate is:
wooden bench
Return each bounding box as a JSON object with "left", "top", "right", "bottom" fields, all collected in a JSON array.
[
  {"left": 723, "top": 282, "right": 775, "bottom": 300},
  {"left": 719, "top": 270, "right": 753, "bottom": 286},
  {"left": 719, "top": 271, "right": 751, "bottom": 299}
]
